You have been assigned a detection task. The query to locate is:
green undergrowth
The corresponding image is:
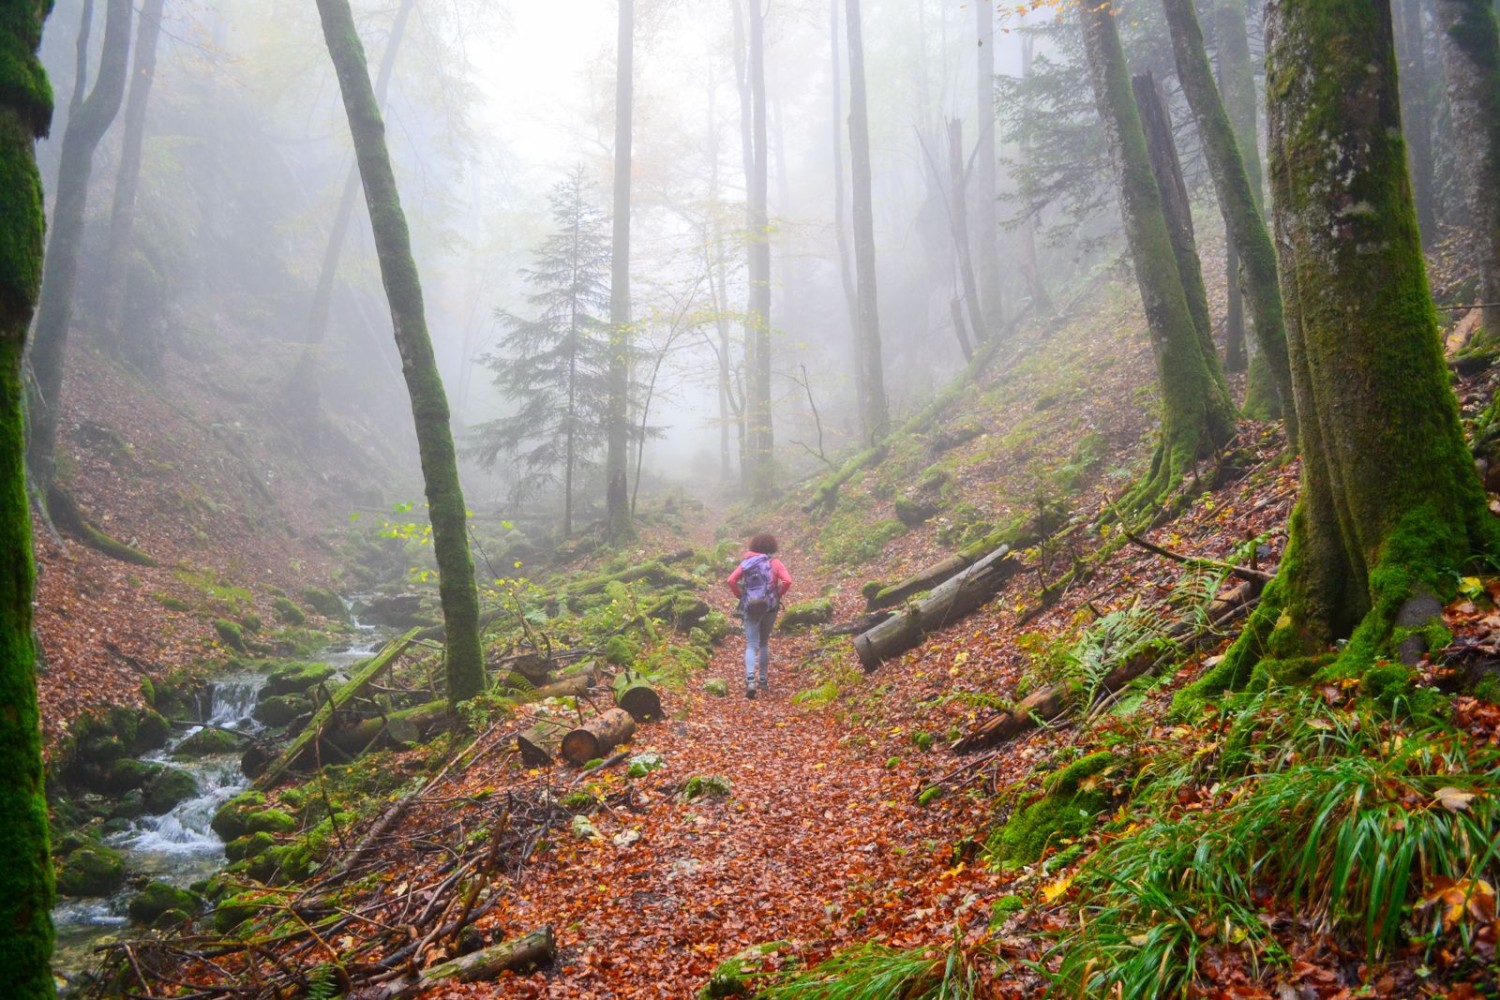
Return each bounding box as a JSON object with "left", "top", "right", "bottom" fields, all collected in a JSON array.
[
  {"left": 753, "top": 937, "right": 991, "bottom": 1000},
  {"left": 1046, "top": 684, "right": 1500, "bottom": 995}
]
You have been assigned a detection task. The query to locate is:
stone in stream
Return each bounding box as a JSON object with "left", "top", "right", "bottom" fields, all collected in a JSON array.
[
  {"left": 127, "top": 882, "right": 200, "bottom": 926},
  {"left": 143, "top": 767, "right": 199, "bottom": 814},
  {"left": 56, "top": 845, "right": 127, "bottom": 898}
]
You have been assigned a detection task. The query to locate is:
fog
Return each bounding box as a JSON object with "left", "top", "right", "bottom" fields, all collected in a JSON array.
[{"left": 32, "top": 0, "right": 1098, "bottom": 534}]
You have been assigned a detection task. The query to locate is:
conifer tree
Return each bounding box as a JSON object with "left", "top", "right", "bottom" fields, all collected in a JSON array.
[{"left": 469, "top": 169, "right": 613, "bottom": 539}]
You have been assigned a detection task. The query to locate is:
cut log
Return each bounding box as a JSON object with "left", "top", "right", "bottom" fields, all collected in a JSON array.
[
  {"left": 253, "top": 628, "right": 419, "bottom": 788},
  {"left": 566, "top": 561, "right": 693, "bottom": 598},
  {"left": 522, "top": 672, "right": 594, "bottom": 702},
  {"left": 613, "top": 673, "right": 662, "bottom": 722},
  {"left": 516, "top": 720, "right": 569, "bottom": 767},
  {"left": 495, "top": 651, "right": 553, "bottom": 686},
  {"left": 560, "top": 707, "right": 636, "bottom": 765},
  {"left": 854, "top": 545, "right": 1021, "bottom": 669},
  {"left": 381, "top": 926, "right": 555, "bottom": 997},
  {"left": 323, "top": 700, "right": 448, "bottom": 757},
  {"left": 864, "top": 513, "right": 1041, "bottom": 612}
]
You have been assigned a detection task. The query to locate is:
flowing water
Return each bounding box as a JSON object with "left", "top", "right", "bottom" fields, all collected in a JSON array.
[{"left": 51, "top": 630, "right": 385, "bottom": 987}]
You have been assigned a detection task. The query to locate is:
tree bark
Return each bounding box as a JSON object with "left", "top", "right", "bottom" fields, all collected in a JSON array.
[
  {"left": 613, "top": 672, "right": 662, "bottom": 721},
  {"left": 946, "top": 119, "right": 988, "bottom": 362},
  {"left": 561, "top": 706, "right": 637, "bottom": 765},
  {"left": 1080, "top": 5, "right": 1235, "bottom": 514},
  {"left": 287, "top": 0, "right": 416, "bottom": 419},
  {"left": 382, "top": 927, "right": 555, "bottom": 997},
  {"left": 973, "top": 0, "right": 1003, "bottom": 333},
  {"left": 736, "top": 0, "right": 774, "bottom": 498},
  {"left": 1132, "top": 70, "right": 1215, "bottom": 363},
  {"left": 1184, "top": 0, "right": 1499, "bottom": 704},
  {"left": 853, "top": 545, "right": 1021, "bottom": 669},
  {"left": 1161, "top": 0, "right": 1296, "bottom": 442},
  {"left": 100, "top": 0, "right": 166, "bottom": 361},
  {"left": 845, "top": 0, "right": 889, "bottom": 444},
  {"left": 829, "top": 0, "right": 863, "bottom": 425},
  {"left": 0, "top": 6, "right": 56, "bottom": 994},
  {"left": 1396, "top": 0, "right": 1440, "bottom": 245},
  {"left": 314, "top": 0, "right": 485, "bottom": 706},
  {"left": 1432, "top": 0, "right": 1500, "bottom": 346},
  {"left": 24, "top": 0, "right": 132, "bottom": 495},
  {"left": 605, "top": 0, "right": 635, "bottom": 542},
  {"left": 1017, "top": 34, "right": 1052, "bottom": 316}
]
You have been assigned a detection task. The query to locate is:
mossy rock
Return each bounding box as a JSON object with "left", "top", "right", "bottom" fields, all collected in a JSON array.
[
  {"left": 647, "top": 591, "right": 712, "bottom": 631},
  {"left": 299, "top": 587, "right": 347, "bottom": 621},
  {"left": 133, "top": 709, "right": 172, "bottom": 753},
  {"left": 224, "top": 831, "right": 276, "bottom": 863},
  {"left": 777, "top": 599, "right": 834, "bottom": 632},
  {"left": 127, "top": 881, "right": 200, "bottom": 925},
  {"left": 263, "top": 660, "right": 337, "bottom": 697},
  {"left": 100, "top": 757, "right": 164, "bottom": 794},
  {"left": 143, "top": 767, "right": 200, "bottom": 814},
  {"left": 245, "top": 808, "right": 297, "bottom": 836},
  {"left": 894, "top": 496, "right": 940, "bottom": 528},
  {"left": 990, "top": 752, "right": 1118, "bottom": 866},
  {"left": 213, "top": 618, "right": 246, "bottom": 651},
  {"left": 212, "top": 893, "right": 263, "bottom": 933},
  {"left": 56, "top": 845, "right": 127, "bottom": 897},
  {"left": 253, "top": 693, "right": 312, "bottom": 728},
  {"left": 211, "top": 790, "right": 268, "bottom": 841},
  {"left": 272, "top": 596, "right": 306, "bottom": 625},
  {"left": 173, "top": 727, "right": 243, "bottom": 758},
  {"left": 108, "top": 789, "right": 147, "bottom": 822}
]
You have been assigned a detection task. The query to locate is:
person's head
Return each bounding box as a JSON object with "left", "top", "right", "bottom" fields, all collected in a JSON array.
[{"left": 748, "top": 532, "right": 779, "bottom": 555}]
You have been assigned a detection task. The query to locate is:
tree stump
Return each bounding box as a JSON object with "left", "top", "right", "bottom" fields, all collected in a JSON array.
[
  {"left": 560, "top": 707, "right": 636, "bottom": 765},
  {"left": 613, "top": 673, "right": 662, "bottom": 722}
]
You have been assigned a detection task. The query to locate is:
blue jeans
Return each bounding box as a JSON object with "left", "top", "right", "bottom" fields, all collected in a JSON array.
[{"left": 743, "top": 612, "right": 773, "bottom": 687}]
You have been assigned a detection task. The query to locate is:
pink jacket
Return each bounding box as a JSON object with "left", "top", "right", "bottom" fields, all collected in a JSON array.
[{"left": 726, "top": 551, "right": 792, "bottom": 600}]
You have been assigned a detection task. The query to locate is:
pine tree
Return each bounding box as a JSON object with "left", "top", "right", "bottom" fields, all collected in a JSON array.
[{"left": 470, "top": 168, "right": 614, "bottom": 539}]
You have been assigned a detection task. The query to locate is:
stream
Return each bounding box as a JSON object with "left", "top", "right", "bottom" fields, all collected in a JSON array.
[{"left": 51, "top": 635, "right": 385, "bottom": 988}]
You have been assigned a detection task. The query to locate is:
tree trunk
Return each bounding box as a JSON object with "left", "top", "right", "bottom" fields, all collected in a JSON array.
[
  {"left": 853, "top": 545, "right": 1021, "bottom": 669},
  {"left": 946, "top": 119, "right": 989, "bottom": 361},
  {"left": 1432, "top": 0, "right": 1500, "bottom": 346},
  {"left": 1217, "top": 4, "right": 1247, "bottom": 372},
  {"left": 0, "top": 6, "right": 56, "bottom": 995},
  {"left": 287, "top": 0, "right": 416, "bottom": 420},
  {"left": 973, "top": 0, "right": 1003, "bottom": 333},
  {"left": 314, "top": 0, "right": 485, "bottom": 706},
  {"left": 1184, "top": 0, "right": 1499, "bottom": 704},
  {"left": 605, "top": 0, "right": 635, "bottom": 542},
  {"left": 24, "top": 0, "right": 132, "bottom": 495},
  {"left": 736, "top": 0, "right": 774, "bottom": 498},
  {"left": 561, "top": 706, "right": 637, "bottom": 765},
  {"left": 382, "top": 927, "right": 555, "bottom": 997},
  {"left": 1080, "top": 5, "right": 1235, "bottom": 514},
  {"left": 517, "top": 721, "right": 568, "bottom": 767},
  {"left": 1397, "top": 0, "right": 1440, "bottom": 245},
  {"left": 1161, "top": 0, "right": 1296, "bottom": 442},
  {"left": 1131, "top": 71, "right": 1215, "bottom": 364},
  {"left": 613, "top": 672, "right": 662, "bottom": 722},
  {"left": 1017, "top": 34, "right": 1052, "bottom": 316},
  {"left": 829, "top": 0, "right": 864, "bottom": 425},
  {"left": 100, "top": 0, "right": 166, "bottom": 361},
  {"left": 845, "top": 0, "right": 889, "bottom": 444},
  {"left": 948, "top": 296, "right": 974, "bottom": 362}
]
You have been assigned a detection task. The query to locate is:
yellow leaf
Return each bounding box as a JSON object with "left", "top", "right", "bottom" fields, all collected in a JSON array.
[
  {"left": 1041, "top": 873, "right": 1074, "bottom": 903},
  {"left": 954, "top": 651, "right": 970, "bottom": 666}
]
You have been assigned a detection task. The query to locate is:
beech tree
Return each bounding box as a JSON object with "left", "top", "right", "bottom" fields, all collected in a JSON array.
[
  {"left": 1431, "top": 0, "right": 1500, "bottom": 346},
  {"left": 973, "top": 0, "right": 1002, "bottom": 333},
  {"left": 1186, "top": 0, "right": 1499, "bottom": 702},
  {"left": 1396, "top": 0, "right": 1440, "bottom": 244},
  {"left": 315, "top": 0, "right": 485, "bottom": 706},
  {"left": 0, "top": 2, "right": 56, "bottom": 994},
  {"left": 605, "top": 0, "right": 635, "bottom": 541},
  {"left": 25, "top": 0, "right": 133, "bottom": 495},
  {"left": 1080, "top": 4, "right": 1235, "bottom": 513},
  {"left": 845, "top": 0, "right": 888, "bottom": 443},
  {"left": 733, "top": 0, "right": 773, "bottom": 498}
]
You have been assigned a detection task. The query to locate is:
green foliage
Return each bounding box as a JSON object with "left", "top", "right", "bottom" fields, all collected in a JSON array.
[
  {"left": 681, "top": 775, "right": 732, "bottom": 802},
  {"left": 703, "top": 678, "right": 729, "bottom": 697},
  {"left": 213, "top": 618, "right": 246, "bottom": 651},
  {"left": 987, "top": 752, "right": 1116, "bottom": 866},
  {"left": 760, "top": 939, "right": 985, "bottom": 999},
  {"left": 271, "top": 596, "right": 306, "bottom": 625},
  {"left": 627, "top": 752, "right": 664, "bottom": 778}
]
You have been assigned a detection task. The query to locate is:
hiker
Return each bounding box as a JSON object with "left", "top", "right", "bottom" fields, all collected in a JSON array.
[{"left": 726, "top": 532, "right": 792, "bottom": 699}]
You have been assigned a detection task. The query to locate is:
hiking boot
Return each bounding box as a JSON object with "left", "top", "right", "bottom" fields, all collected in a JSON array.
[{"left": 746, "top": 684, "right": 757, "bottom": 700}]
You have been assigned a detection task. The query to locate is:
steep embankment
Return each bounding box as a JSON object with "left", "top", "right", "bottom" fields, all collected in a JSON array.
[{"left": 34, "top": 343, "right": 406, "bottom": 747}]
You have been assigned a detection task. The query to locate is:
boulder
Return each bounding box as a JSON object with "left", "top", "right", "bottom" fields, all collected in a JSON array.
[
  {"left": 56, "top": 845, "right": 126, "bottom": 898},
  {"left": 173, "top": 727, "right": 243, "bottom": 758},
  {"left": 253, "top": 693, "right": 311, "bottom": 728},
  {"left": 777, "top": 598, "right": 835, "bottom": 632},
  {"left": 263, "top": 661, "right": 337, "bottom": 698},
  {"left": 365, "top": 592, "right": 437, "bottom": 628},
  {"left": 224, "top": 831, "right": 276, "bottom": 863},
  {"left": 99, "top": 758, "right": 163, "bottom": 794},
  {"left": 211, "top": 790, "right": 268, "bottom": 841},
  {"left": 144, "top": 767, "right": 200, "bottom": 814},
  {"left": 127, "top": 881, "right": 200, "bottom": 925},
  {"left": 299, "top": 587, "right": 347, "bottom": 621}
]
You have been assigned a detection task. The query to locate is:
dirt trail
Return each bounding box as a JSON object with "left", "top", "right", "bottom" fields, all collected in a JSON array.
[{"left": 444, "top": 576, "right": 1006, "bottom": 997}]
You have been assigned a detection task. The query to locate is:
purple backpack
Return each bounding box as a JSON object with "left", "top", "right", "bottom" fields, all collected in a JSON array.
[{"left": 738, "top": 554, "right": 777, "bottom": 617}]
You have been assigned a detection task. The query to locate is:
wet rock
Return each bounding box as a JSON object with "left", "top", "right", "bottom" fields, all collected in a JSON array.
[
  {"left": 263, "top": 660, "right": 337, "bottom": 698},
  {"left": 224, "top": 831, "right": 275, "bottom": 863},
  {"left": 143, "top": 767, "right": 199, "bottom": 814},
  {"left": 211, "top": 790, "right": 267, "bottom": 841},
  {"left": 299, "top": 587, "right": 347, "bottom": 621},
  {"left": 127, "top": 882, "right": 200, "bottom": 925},
  {"left": 253, "top": 693, "right": 311, "bottom": 727},
  {"left": 212, "top": 893, "right": 261, "bottom": 933},
  {"left": 100, "top": 758, "right": 164, "bottom": 795},
  {"left": 56, "top": 845, "right": 126, "bottom": 898},
  {"left": 173, "top": 727, "right": 243, "bottom": 758},
  {"left": 365, "top": 592, "right": 436, "bottom": 628},
  {"left": 133, "top": 710, "right": 172, "bottom": 753},
  {"left": 109, "top": 789, "right": 147, "bottom": 822}
]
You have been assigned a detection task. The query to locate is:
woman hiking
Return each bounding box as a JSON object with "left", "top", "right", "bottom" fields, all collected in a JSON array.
[{"left": 726, "top": 533, "right": 792, "bottom": 699}]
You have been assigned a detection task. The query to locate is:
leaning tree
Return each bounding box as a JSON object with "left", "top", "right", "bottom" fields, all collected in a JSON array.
[
  {"left": 1, "top": 1, "right": 58, "bottom": 994},
  {"left": 315, "top": 0, "right": 485, "bottom": 705},
  {"left": 1184, "top": 0, "right": 1500, "bottom": 703}
]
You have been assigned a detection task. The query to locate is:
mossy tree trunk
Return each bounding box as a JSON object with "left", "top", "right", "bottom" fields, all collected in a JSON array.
[
  {"left": 1161, "top": 0, "right": 1296, "bottom": 443},
  {"left": 847, "top": 0, "right": 888, "bottom": 445},
  {"left": 0, "top": 2, "right": 57, "bottom": 994},
  {"left": 287, "top": 0, "right": 415, "bottom": 425},
  {"left": 1216, "top": 0, "right": 1250, "bottom": 372},
  {"left": 1432, "top": 0, "right": 1500, "bottom": 346},
  {"left": 100, "top": 0, "right": 165, "bottom": 362},
  {"left": 1080, "top": 5, "right": 1235, "bottom": 514},
  {"left": 605, "top": 0, "right": 635, "bottom": 543},
  {"left": 1184, "top": 0, "right": 1498, "bottom": 704},
  {"left": 314, "top": 0, "right": 485, "bottom": 705},
  {"left": 24, "top": 0, "right": 132, "bottom": 496},
  {"left": 1396, "top": 0, "right": 1440, "bottom": 245}
]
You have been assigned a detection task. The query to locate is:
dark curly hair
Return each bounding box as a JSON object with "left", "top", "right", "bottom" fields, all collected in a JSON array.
[{"left": 748, "top": 532, "right": 779, "bottom": 555}]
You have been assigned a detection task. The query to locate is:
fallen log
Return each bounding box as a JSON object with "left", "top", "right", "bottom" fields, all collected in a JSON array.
[
  {"left": 613, "top": 672, "right": 662, "bottom": 722},
  {"left": 323, "top": 700, "right": 448, "bottom": 758},
  {"left": 521, "top": 672, "right": 594, "bottom": 702},
  {"left": 825, "top": 611, "right": 894, "bottom": 637},
  {"left": 854, "top": 545, "right": 1021, "bottom": 669},
  {"left": 516, "top": 720, "right": 569, "bottom": 767},
  {"left": 560, "top": 706, "right": 637, "bottom": 765},
  {"left": 566, "top": 560, "right": 693, "bottom": 598},
  {"left": 864, "top": 513, "right": 1041, "bottom": 612},
  {"left": 951, "top": 584, "right": 1260, "bottom": 754},
  {"left": 254, "top": 628, "right": 419, "bottom": 788},
  {"left": 381, "top": 926, "right": 555, "bottom": 997}
]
